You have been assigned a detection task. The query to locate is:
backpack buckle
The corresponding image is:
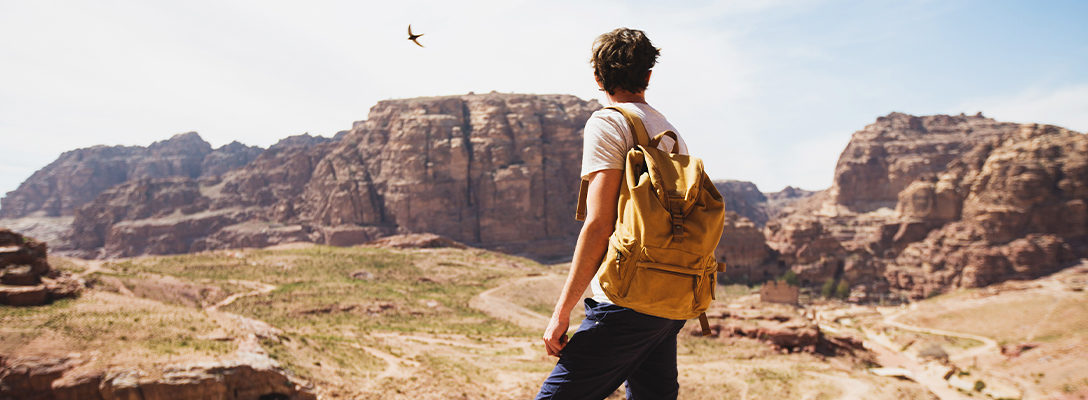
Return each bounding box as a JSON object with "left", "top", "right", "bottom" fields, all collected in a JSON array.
[{"left": 668, "top": 191, "right": 685, "bottom": 240}]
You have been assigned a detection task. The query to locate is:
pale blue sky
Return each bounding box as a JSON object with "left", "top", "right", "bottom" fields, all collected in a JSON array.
[{"left": 1, "top": 0, "right": 1086, "bottom": 201}]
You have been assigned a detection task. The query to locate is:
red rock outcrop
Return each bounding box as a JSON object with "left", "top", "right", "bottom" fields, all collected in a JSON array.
[
  {"left": 298, "top": 94, "right": 594, "bottom": 258},
  {"left": 0, "top": 355, "right": 316, "bottom": 400},
  {"left": 0, "top": 229, "right": 80, "bottom": 306},
  {"left": 0, "top": 132, "right": 265, "bottom": 218},
  {"left": 710, "top": 181, "right": 816, "bottom": 227},
  {"left": 766, "top": 113, "right": 1087, "bottom": 299},
  {"left": 764, "top": 186, "right": 817, "bottom": 220},
  {"left": 714, "top": 180, "right": 769, "bottom": 226},
  {"left": 63, "top": 93, "right": 600, "bottom": 259},
  {"left": 830, "top": 112, "right": 1019, "bottom": 212},
  {"left": 200, "top": 141, "right": 264, "bottom": 178},
  {"left": 886, "top": 124, "right": 1087, "bottom": 297},
  {"left": 693, "top": 305, "right": 867, "bottom": 357},
  {"left": 715, "top": 212, "right": 782, "bottom": 283}
]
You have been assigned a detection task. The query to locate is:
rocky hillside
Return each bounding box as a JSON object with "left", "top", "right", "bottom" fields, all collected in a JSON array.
[
  {"left": 712, "top": 180, "right": 816, "bottom": 227},
  {"left": 0, "top": 229, "right": 80, "bottom": 306},
  {"left": 830, "top": 112, "right": 1020, "bottom": 212},
  {"left": 60, "top": 93, "right": 600, "bottom": 259},
  {"left": 0, "top": 132, "right": 262, "bottom": 218},
  {"left": 757, "top": 113, "right": 1087, "bottom": 298}
]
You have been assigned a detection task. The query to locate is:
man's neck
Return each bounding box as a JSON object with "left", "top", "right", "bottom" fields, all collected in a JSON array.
[{"left": 606, "top": 89, "right": 646, "bottom": 104}]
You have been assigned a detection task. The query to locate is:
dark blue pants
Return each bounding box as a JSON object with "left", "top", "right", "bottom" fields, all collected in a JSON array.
[{"left": 536, "top": 299, "right": 688, "bottom": 400}]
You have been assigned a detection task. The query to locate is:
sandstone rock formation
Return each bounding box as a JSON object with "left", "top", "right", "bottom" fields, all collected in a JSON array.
[
  {"left": 0, "top": 132, "right": 263, "bottom": 218},
  {"left": 714, "top": 180, "right": 769, "bottom": 225},
  {"left": 694, "top": 304, "right": 867, "bottom": 357},
  {"left": 201, "top": 141, "right": 265, "bottom": 178},
  {"left": 715, "top": 212, "right": 781, "bottom": 283},
  {"left": 764, "top": 186, "right": 817, "bottom": 219},
  {"left": 885, "top": 123, "right": 1087, "bottom": 297},
  {"left": 768, "top": 113, "right": 1086, "bottom": 299},
  {"left": 61, "top": 93, "right": 600, "bottom": 259},
  {"left": 712, "top": 181, "right": 816, "bottom": 227},
  {"left": 0, "top": 229, "right": 80, "bottom": 306},
  {"left": 0, "top": 355, "right": 316, "bottom": 400},
  {"left": 830, "top": 112, "right": 1019, "bottom": 212}
]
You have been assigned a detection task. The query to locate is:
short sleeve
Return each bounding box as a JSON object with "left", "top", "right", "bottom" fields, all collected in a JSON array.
[{"left": 580, "top": 111, "right": 630, "bottom": 180}]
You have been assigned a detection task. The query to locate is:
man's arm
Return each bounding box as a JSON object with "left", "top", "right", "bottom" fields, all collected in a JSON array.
[{"left": 542, "top": 169, "right": 622, "bottom": 357}]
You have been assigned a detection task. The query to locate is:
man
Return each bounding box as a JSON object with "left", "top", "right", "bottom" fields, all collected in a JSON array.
[{"left": 536, "top": 27, "right": 691, "bottom": 400}]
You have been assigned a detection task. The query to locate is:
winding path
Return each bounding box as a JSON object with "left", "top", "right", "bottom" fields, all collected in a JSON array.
[
  {"left": 469, "top": 274, "right": 553, "bottom": 330},
  {"left": 883, "top": 309, "right": 999, "bottom": 362}
]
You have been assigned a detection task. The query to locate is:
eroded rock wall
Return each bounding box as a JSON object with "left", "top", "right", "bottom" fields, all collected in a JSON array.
[
  {"left": 769, "top": 113, "right": 1086, "bottom": 299},
  {"left": 0, "top": 132, "right": 264, "bottom": 218},
  {"left": 64, "top": 93, "right": 600, "bottom": 259}
]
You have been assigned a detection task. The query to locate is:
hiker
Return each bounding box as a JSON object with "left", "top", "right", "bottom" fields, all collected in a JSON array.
[{"left": 537, "top": 28, "right": 723, "bottom": 399}]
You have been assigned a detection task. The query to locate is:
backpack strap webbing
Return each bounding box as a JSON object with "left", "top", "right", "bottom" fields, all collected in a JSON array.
[
  {"left": 575, "top": 178, "right": 589, "bottom": 221},
  {"left": 698, "top": 313, "right": 711, "bottom": 336},
  {"left": 604, "top": 106, "right": 652, "bottom": 148}
]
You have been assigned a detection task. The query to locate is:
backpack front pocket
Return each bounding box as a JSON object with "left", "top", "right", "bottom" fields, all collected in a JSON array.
[{"left": 622, "top": 261, "right": 700, "bottom": 318}]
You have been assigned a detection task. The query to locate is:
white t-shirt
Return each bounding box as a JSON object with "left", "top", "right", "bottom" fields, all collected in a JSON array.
[{"left": 580, "top": 102, "right": 689, "bottom": 304}]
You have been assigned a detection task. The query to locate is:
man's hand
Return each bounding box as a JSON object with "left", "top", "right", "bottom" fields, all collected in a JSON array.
[{"left": 542, "top": 313, "right": 570, "bottom": 357}]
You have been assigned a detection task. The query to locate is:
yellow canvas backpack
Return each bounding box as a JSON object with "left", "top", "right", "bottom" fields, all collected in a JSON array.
[{"left": 576, "top": 106, "right": 726, "bottom": 335}]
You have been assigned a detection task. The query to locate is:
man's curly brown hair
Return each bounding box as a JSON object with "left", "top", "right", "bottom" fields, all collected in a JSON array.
[{"left": 591, "top": 28, "right": 660, "bottom": 95}]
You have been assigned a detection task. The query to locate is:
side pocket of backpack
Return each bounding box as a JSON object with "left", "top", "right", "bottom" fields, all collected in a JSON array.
[
  {"left": 600, "top": 237, "right": 639, "bottom": 300},
  {"left": 692, "top": 257, "right": 717, "bottom": 313}
]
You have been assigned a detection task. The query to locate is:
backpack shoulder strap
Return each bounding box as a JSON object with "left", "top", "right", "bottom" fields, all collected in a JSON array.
[
  {"left": 575, "top": 178, "right": 589, "bottom": 221},
  {"left": 605, "top": 106, "right": 651, "bottom": 148},
  {"left": 576, "top": 106, "right": 652, "bottom": 221}
]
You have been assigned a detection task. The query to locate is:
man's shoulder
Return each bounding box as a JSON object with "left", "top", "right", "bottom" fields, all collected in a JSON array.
[
  {"left": 586, "top": 108, "right": 628, "bottom": 133},
  {"left": 589, "top": 107, "right": 626, "bottom": 121}
]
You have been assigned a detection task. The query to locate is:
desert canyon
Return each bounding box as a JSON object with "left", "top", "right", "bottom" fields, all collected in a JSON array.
[{"left": 2, "top": 93, "right": 1086, "bottom": 399}]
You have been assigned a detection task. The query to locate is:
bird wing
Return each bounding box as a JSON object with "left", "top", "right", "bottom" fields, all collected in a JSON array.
[
  {"left": 408, "top": 24, "right": 414, "bottom": 37},
  {"left": 411, "top": 38, "right": 424, "bottom": 48}
]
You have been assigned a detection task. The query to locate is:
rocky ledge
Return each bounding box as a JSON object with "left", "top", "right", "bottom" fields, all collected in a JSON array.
[
  {"left": 0, "top": 355, "right": 315, "bottom": 400},
  {"left": 0, "top": 229, "right": 80, "bottom": 306}
]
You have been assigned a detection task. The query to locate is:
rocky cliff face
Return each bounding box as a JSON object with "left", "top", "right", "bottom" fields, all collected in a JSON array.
[
  {"left": 0, "top": 132, "right": 263, "bottom": 218},
  {"left": 299, "top": 94, "right": 593, "bottom": 257},
  {"left": 768, "top": 113, "right": 1087, "bottom": 299},
  {"left": 714, "top": 181, "right": 769, "bottom": 226},
  {"left": 200, "top": 141, "right": 265, "bottom": 178},
  {"left": 830, "top": 113, "right": 1019, "bottom": 212},
  {"left": 712, "top": 181, "right": 816, "bottom": 227},
  {"left": 63, "top": 93, "right": 600, "bottom": 259},
  {"left": 885, "top": 124, "right": 1087, "bottom": 297},
  {"left": 714, "top": 212, "right": 782, "bottom": 284}
]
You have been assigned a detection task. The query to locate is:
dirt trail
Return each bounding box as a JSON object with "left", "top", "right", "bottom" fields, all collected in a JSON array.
[
  {"left": 206, "top": 279, "right": 277, "bottom": 312},
  {"left": 469, "top": 274, "right": 553, "bottom": 330},
  {"left": 347, "top": 342, "right": 420, "bottom": 384},
  {"left": 72, "top": 259, "right": 107, "bottom": 279},
  {"left": 682, "top": 361, "right": 751, "bottom": 400},
  {"left": 883, "top": 308, "right": 999, "bottom": 362},
  {"left": 67, "top": 257, "right": 283, "bottom": 359},
  {"left": 861, "top": 326, "right": 972, "bottom": 400},
  {"left": 804, "top": 371, "right": 874, "bottom": 400}
]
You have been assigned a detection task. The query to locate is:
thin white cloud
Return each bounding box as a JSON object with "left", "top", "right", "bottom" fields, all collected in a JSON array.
[{"left": 958, "top": 84, "right": 1088, "bottom": 133}]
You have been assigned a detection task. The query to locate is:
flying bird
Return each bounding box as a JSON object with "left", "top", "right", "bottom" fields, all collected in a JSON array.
[{"left": 407, "top": 25, "right": 424, "bottom": 48}]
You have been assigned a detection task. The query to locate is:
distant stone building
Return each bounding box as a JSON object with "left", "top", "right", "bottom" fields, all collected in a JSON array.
[{"left": 760, "top": 280, "right": 799, "bottom": 305}]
